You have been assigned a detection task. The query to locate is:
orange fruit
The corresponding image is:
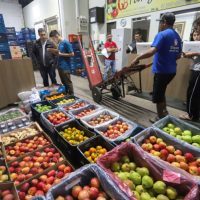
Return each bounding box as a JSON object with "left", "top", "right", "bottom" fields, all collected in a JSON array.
[
  {"left": 96, "top": 145, "right": 102, "bottom": 150},
  {"left": 84, "top": 151, "right": 90, "bottom": 157},
  {"left": 89, "top": 147, "right": 96, "bottom": 154},
  {"left": 91, "top": 153, "right": 97, "bottom": 160}
]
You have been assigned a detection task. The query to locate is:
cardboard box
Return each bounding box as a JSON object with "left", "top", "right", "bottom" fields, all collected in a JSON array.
[
  {"left": 9, "top": 46, "right": 22, "bottom": 59},
  {"left": 183, "top": 41, "right": 200, "bottom": 53},
  {"left": 136, "top": 42, "right": 152, "bottom": 55}
]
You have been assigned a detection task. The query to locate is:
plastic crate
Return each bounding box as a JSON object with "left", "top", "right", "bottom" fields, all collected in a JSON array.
[
  {"left": 46, "top": 164, "right": 130, "bottom": 200},
  {"left": 0, "top": 33, "right": 7, "bottom": 42},
  {"left": 16, "top": 32, "right": 24, "bottom": 40},
  {"left": 78, "top": 135, "right": 114, "bottom": 166},
  {"left": 21, "top": 28, "right": 30, "bottom": 33},
  {"left": 8, "top": 41, "right": 18, "bottom": 46},
  {"left": 6, "top": 27, "right": 16, "bottom": 34},
  {"left": 55, "top": 120, "right": 96, "bottom": 159},
  {"left": 0, "top": 42, "right": 10, "bottom": 51},
  {"left": 6, "top": 33, "right": 17, "bottom": 41},
  {"left": 49, "top": 95, "right": 79, "bottom": 107},
  {"left": 31, "top": 100, "right": 57, "bottom": 121},
  {"left": 0, "top": 51, "right": 11, "bottom": 59},
  {"left": 153, "top": 115, "right": 200, "bottom": 152},
  {"left": 71, "top": 41, "right": 80, "bottom": 49}
]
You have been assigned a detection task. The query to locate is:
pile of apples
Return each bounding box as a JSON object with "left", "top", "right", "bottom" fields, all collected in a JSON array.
[
  {"left": 84, "top": 146, "right": 107, "bottom": 163},
  {"left": 87, "top": 114, "right": 113, "bottom": 127},
  {"left": 59, "top": 127, "right": 89, "bottom": 145},
  {"left": 55, "top": 177, "right": 109, "bottom": 200},
  {"left": 35, "top": 104, "right": 53, "bottom": 113},
  {"left": 162, "top": 123, "right": 200, "bottom": 148},
  {"left": 75, "top": 107, "right": 96, "bottom": 119},
  {"left": 64, "top": 101, "right": 88, "bottom": 111},
  {"left": 141, "top": 135, "right": 200, "bottom": 176},
  {"left": 100, "top": 120, "right": 129, "bottom": 140},
  {"left": 46, "top": 93, "right": 65, "bottom": 101},
  {"left": 18, "top": 163, "right": 73, "bottom": 200},
  {"left": 47, "top": 111, "right": 70, "bottom": 125},
  {"left": 110, "top": 156, "right": 182, "bottom": 200},
  {"left": 5, "top": 135, "right": 50, "bottom": 161},
  {"left": 57, "top": 98, "right": 76, "bottom": 106},
  {"left": 0, "top": 189, "right": 15, "bottom": 200},
  {"left": 0, "top": 165, "right": 9, "bottom": 182},
  {"left": 8, "top": 146, "right": 63, "bottom": 185}
]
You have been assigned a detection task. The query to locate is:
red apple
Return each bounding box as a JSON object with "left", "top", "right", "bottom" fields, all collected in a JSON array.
[
  {"left": 90, "top": 177, "right": 100, "bottom": 188},
  {"left": 171, "top": 162, "right": 180, "bottom": 168},
  {"left": 189, "top": 166, "right": 198, "bottom": 175},
  {"left": 185, "top": 153, "right": 194, "bottom": 162},
  {"left": 153, "top": 144, "right": 160, "bottom": 151},
  {"left": 159, "top": 142, "right": 167, "bottom": 149},
  {"left": 78, "top": 190, "right": 90, "bottom": 200},
  {"left": 57, "top": 171, "right": 64, "bottom": 179},
  {"left": 72, "top": 186, "right": 82, "bottom": 198},
  {"left": 160, "top": 149, "right": 169, "bottom": 160},
  {"left": 149, "top": 136, "right": 157, "bottom": 144},
  {"left": 167, "top": 154, "right": 176, "bottom": 163},
  {"left": 47, "top": 170, "right": 56, "bottom": 177},
  {"left": 180, "top": 162, "right": 189, "bottom": 171},
  {"left": 174, "top": 149, "right": 182, "bottom": 156},
  {"left": 166, "top": 145, "right": 175, "bottom": 154},
  {"left": 28, "top": 187, "right": 37, "bottom": 196},
  {"left": 89, "top": 187, "right": 99, "bottom": 199},
  {"left": 20, "top": 182, "right": 30, "bottom": 192}
]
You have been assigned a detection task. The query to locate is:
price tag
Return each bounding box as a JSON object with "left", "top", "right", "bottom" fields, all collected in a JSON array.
[
  {"left": 163, "top": 170, "right": 181, "bottom": 184},
  {"left": 2, "top": 129, "right": 8, "bottom": 133}
]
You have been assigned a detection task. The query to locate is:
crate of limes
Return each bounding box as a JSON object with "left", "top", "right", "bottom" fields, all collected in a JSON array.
[
  {"left": 55, "top": 120, "right": 96, "bottom": 160},
  {"left": 31, "top": 100, "right": 57, "bottom": 121}
]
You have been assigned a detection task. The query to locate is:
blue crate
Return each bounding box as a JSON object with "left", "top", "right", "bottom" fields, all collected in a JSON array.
[
  {"left": 0, "top": 51, "right": 11, "bottom": 60},
  {"left": 6, "top": 33, "right": 17, "bottom": 41},
  {"left": 21, "top": 28, "right": 30, "bottom": 34},
  {"left": 17, "top": 39, "right": 26, "bottom": 44},
  {"left": 16, "top": 32, "right": 24, "bottom": 40},
  {"left": 29, "top": 28, "right": 35, "bottom": 34},
  {"left": 0, "top": 33, "right": 7, "bottom": 42},
  {"left": 8, "top": 41, "right": 18, "bottom": 46},
  {"left": 74, "top": 50, "right": 81, "bottom": 55},
  {"left": 6, "top": 27, "right": 16, "bottom": 34},
  {"left": 30, "top": 33, "right": 36, "bottom": 40},
  {"left": 71, "top": 42, "right": 80, "bottom": 50},
  {"left": 0, "top": 43, "right": 10, "bottom": 51},
  {"left": 0, "top": 25, "right": 6, "bottom": 34}
]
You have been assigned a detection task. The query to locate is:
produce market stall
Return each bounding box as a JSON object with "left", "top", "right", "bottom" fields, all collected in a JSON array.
[{"left": 0, "top": 58, "right": 35, "bottom": 109}]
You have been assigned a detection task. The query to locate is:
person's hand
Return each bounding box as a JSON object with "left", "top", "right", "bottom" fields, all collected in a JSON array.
[
  {"left": 182, "top": 52, "right": 194, "bottom": 58},
  {"left": 47, "top": 48, "right": 59, "bottom": 55}
]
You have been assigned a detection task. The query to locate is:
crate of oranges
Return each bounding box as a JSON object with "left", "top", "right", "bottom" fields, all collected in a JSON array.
[
  {"left": 55, "top": 121, "right": 96, "bottom": 157},
  {"left": 78, "top": 135, "right": 114, "bottom": 165}
]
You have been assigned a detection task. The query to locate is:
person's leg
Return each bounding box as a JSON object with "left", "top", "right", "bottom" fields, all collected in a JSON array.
[
  {"left": 187, "top": 71, "right": 200, "bottom": 120},
  {"left": 111, "top": 60, "right": 116, "bottom": 76},
  {"left": 39, "top": 66, "right": 49, "bottom": 87},
  {"left": 48, "top": 66, "right": 57, "bottom": 85},
  {"left": 103, "top": 59, "right": 111, "bottom": 80}
]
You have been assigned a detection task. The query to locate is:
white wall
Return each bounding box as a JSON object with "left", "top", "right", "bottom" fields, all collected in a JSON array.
[
  {"left": 0, "top": 0, "right": 24, "bottom": 31},
  {"left": 23, "top": 0, "right": 59, "bottom": 28}
]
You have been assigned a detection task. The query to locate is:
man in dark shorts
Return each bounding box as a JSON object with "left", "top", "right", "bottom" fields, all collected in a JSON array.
[{"left": 131, "top": 12, "right": 182, "bottom": 122}]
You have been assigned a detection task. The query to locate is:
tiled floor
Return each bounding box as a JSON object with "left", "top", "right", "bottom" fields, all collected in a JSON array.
[{"left": 34, "top": 70, "right": 200, "bottom": 128}]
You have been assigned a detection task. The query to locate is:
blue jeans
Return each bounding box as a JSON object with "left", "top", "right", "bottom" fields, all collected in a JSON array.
[{"left": 103, "top": 59, "right": 116, "bottom": 80}]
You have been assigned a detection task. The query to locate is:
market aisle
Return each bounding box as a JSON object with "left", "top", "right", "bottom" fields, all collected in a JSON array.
[{"left": 34, "top": 70, "right": 193, "bottom": 128}]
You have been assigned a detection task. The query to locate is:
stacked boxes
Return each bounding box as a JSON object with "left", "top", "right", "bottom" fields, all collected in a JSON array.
[{"left": 0, "top": 14, "right": 11, "bottom": 60}]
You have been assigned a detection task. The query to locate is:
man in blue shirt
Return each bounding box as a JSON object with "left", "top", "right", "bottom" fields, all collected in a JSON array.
[
  {"left": 49, "top": 30, "right": 74, "bottom": 95},
  {"left": 131, "top": 12, "right": 182, "bottom": 122}
]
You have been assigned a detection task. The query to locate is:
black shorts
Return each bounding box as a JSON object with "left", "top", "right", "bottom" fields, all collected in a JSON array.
[{"left": 152, "top": 73, "right": 175, "bottom": 103}]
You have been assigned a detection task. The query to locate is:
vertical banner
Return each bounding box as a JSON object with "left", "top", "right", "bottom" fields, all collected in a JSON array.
[{"left": 106, "top": 0, "right": 200, "bottom": 21}]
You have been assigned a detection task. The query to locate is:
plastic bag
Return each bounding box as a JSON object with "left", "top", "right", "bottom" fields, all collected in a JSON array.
[
  {"left": 95, "top": 116, "right": 138, "bottom": 143},
  {"left": 69, "top": 104, "right": 103, "bottom": 119},
  {"left": 97, "top": 142, "right": 199, "bottom": 200},
  {"left": 153, "top": 115, "right": 200, "bottom": 152},
  {"left": 40, "top": 108, "right": 74, "bottom": 133},
  {"left": 46, "top": 164, "right": 130, "bottom": 200},
  {"left": 133, "top": 127, "right": 200, "bottom": 184},
  {"left": 80, "top": 109, "right": 119, "bottom": 129}
]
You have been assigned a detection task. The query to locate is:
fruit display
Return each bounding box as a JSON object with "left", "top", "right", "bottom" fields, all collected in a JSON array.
[
  {"left": 2, "top": 126, "right": 40, "bottom": 146},
  {"left": 18, "top": 163, "right": 73, "bottom": 200},
  {"left": 55, "top": 177, "right": 111, "bottom": 200},
  {"left": 46, "top": 93, "right": 65, "bottom": 101},
  {"left": 8, "top": 146, "right": 64, "bottom": 185},
  {"left": 161, "top": 123, "right": 200, "bottom": 148},
  {"left": 141, "top": 135, "right": 200, "bottom": 176},
  {"left": 5, "top": 134, "right": 51, "bottom": 162},
  {"left": 84, "top": 146, "right": 108, "bottom": 163},
  {"left": 47, "top": 111, "right": 71, "bottom": 126},
  {"left": 0, "top": 109, "right": 24, "bottom": 123},
  {"left": 59, "top": 127, "right": 90, "bottom": 145},
  {"left": 0, "top": 164, "right": 9, "bottom": 182},
  {"left": 110, "top": 155, "right": 182, "bottom": 200},
  {"left": 98, "top": 120, "right": 130, "bottom": 140},
  {"left": 35, "top": 104, "right": 53, "bottom": 113},
  {"left": 74, "top": 107, "right": 97, "bottom": 119},
  {"left": 0, "top": 146, "right": 4, "bottom": 159},
  {"left": 0, "top": 188, "right": 15, "bottom": 200},
  {"left": 64, "top": 101, "right": 88, "bottom": 111},
  {"left": 56, "top": 98, "right": 76, "bottom": 106}
]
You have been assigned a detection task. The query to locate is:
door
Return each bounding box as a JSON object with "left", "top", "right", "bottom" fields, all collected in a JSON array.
[{"left": 45, "top": 17, "right": 59, "bottom": 36}]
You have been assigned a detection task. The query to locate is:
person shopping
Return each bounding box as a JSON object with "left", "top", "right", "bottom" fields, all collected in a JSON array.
[
  {"left": 32, "top": 28, "right": 58, "bottom": 87},
  {"left": 49, "top": 30, "right": 74, "bottom": 95},
  {"left": 180, "top": 30, "right": 200, "bottom": 121},
  {"left": 131, "top": 12, "right": 182, "bottom": 123}
]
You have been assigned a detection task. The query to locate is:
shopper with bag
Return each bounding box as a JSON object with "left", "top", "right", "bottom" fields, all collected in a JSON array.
[
  {"left": 32, "top": 28, "right": 58, "bottom": 87},
  {"left": 180, "top": 29, "right": 200, "bottom": 122},
  {"left": 131, "top": 12, "right": 182, "bottom": 123},
  {"left": 49, "top": 30, "right": 74, "bottom": 95}
]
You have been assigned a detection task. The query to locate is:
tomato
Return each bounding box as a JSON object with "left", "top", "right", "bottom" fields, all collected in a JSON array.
[{"left": 111, "top": 8, "right": 118, "bottom": 18}]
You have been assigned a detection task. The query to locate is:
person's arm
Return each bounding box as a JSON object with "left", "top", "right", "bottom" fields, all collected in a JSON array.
[
  {"left": 131, "top": 47, "right": 157, "bottom": 65},
  {"left": 183, "top": 52, "right": 200, "bottom": 58},
  {"left": 58, "top": 52, "right": 74, "bottom": 57},
  {"left": 107, "top": 47, "right": 118, "bottom": 53}
]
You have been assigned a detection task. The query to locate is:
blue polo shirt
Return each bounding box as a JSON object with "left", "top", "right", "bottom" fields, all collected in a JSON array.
[
  {"left": 151, "top": 28, "right": 182, "bottom": 74},
  {"left": 58, "top": 40, "right": 73, "bottom": 71}
]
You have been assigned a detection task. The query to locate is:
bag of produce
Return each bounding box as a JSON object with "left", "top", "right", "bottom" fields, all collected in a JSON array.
[
  {"left": 80, "top": 109, "right": 119, "bottom": 129},
  {"left": 46, "top": 164, "right": 130, "bottom": 200},
  {"left": 95, "top": 116, "right": 138, "bottom": 143},
  {"left": 133, "top": 127, "right": 200, "bottom": 184},
  {"left": 153, "top": 115, "right": 200, "bottom": 152},
  {"left": 40, "top": 108, "right": 74, "bottom": 133},
  {"left": 97, "top": 142, "right": 199, "bottom": 200}
]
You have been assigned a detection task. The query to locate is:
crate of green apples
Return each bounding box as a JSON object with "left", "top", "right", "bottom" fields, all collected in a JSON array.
[
  {"left": 134, "top": 127, "right": 200, "bottom": 183},
  {"left": 153, "top": 116, "right": 200, "bottom": 152},
  {"left": 97, "top": 142, "right": 199, "bottom": 200}
]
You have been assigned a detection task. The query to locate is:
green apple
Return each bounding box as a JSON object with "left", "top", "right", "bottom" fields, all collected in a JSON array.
[
  {"left": 163, "top": 127, "right": 170, "bottom": 133},
  {"left": 182, "top": 130, "right": 192, "bottom": 136},
  {"left": 182, "top": 135, "right": 192, "bottom": 144},
  {"left": 167, "top": 123, "right": 175, "bottom": 129},
  {"left": 192, "top": 143, "right": 200, "bottom": 148},
  {"left": 174, "top": 127, "right": 182, "bottom": 135}
]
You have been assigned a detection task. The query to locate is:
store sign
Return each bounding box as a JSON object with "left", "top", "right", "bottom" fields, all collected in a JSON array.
[{"left": 106, "top": 0, "right": 200, "bottom": 21}]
